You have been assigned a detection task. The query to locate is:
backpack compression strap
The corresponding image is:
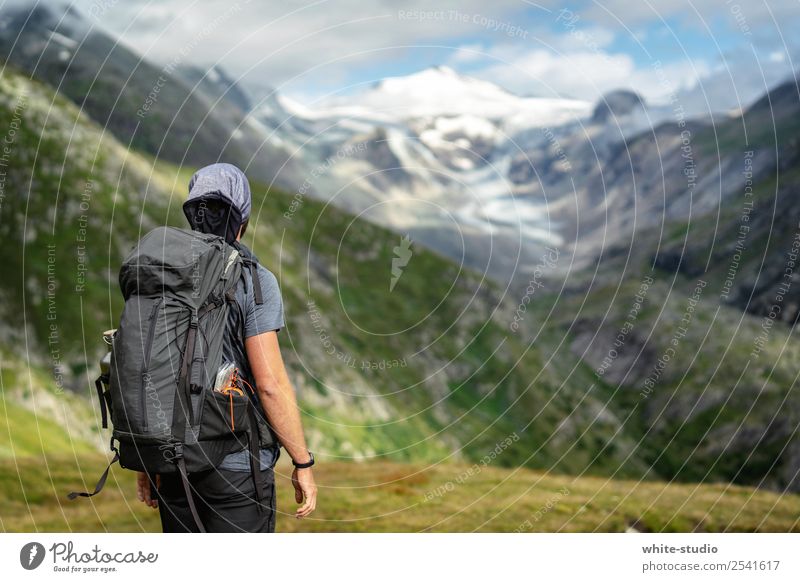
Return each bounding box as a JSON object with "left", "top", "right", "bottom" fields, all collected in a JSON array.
[
  {"left": 94, "top": 374, "right": 109, "bottom": 429},
  {"left": 168, "top": 306, "right": 211, "bottom": 533},
  {"left": 67, "top": 450, "right": 119, "bottom": 499},
  {"left": 247, "top": 406, "right": 265, "bottom": 512},
  {"left": 169, "top": 295, "right": 230, "bottom": 533},
  {"left": 174, "top": 446, "right": 207, "bottom": 533}
]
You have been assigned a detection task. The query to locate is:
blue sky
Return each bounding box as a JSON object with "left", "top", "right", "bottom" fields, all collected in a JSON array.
[{"left": 68, "top": 0, "right": 799, "bottom": 109}]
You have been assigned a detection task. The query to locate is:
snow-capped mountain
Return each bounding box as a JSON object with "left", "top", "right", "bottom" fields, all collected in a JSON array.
[
  {"left": 247, "top": 66, "right": 595, "bottom": 279},
  {"left": 321, "top": 66, "right": 590, "bottom": 124}
]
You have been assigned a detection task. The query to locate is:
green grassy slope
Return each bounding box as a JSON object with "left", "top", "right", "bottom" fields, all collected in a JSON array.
[{"left": 2, "top": 454, "right": 797, "bottom": 532}]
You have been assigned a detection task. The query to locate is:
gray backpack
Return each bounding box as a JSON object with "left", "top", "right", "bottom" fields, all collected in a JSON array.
[{"left": 69, "top": 226, "right": 273, "bottom": 532}]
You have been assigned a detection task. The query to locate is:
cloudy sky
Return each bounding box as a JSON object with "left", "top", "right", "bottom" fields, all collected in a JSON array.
[{"left": 66, "top": 0, "right": 800, "bottom": 108}]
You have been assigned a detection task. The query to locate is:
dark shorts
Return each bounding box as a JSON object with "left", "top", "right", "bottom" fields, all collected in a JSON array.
[{"left": 156, "top": 467, "right": 276, "bottom": 533}]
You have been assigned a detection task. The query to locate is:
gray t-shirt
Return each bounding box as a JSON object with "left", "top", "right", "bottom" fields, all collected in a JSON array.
[{"left": 218, "top": 263, "right": 284, "bottom": 472}]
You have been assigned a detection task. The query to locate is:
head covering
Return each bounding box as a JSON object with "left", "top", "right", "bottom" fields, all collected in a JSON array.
[
  {"left": 183, "top": 163, "right": 252, "bottom": 243},
  {"left": 187, "top": 163, "right": 252, "bottom": 220}
]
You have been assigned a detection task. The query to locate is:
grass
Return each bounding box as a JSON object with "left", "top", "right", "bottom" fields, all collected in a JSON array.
[
  {"left": 2, "top": 454, "right": 798, "bottom": 533},
  {"left": 0, "top": 399, "right": 95, "bottom": 458}
]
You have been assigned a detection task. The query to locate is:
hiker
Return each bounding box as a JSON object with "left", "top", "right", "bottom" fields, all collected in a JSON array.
[{"left": 134, "top": 163, "right": 317, "bottom": 532}]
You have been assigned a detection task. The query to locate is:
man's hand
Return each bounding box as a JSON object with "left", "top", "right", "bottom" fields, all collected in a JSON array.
[
  {"left": 136, "top": 472, "right": 159, "bottom": 508},
  {"left": 292, "top": 467, "right": 317, "bottom": 518}
]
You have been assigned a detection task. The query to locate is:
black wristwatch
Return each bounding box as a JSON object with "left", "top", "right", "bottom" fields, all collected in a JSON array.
[{"left": 292, "top": 451, "right": 315, "bottom": 469}]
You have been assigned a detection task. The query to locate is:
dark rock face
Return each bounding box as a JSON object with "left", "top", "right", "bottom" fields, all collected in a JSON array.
[
  {"left": 176, "top": 65, "right": 252, "bottom": 113},
  {"left": 592, "top": 90, "right": 646, "bottom": 123},
  {"left": 650, "top": 138, "right": 800, "bottom": 327},
  {"left": 570, "top": 324, "right": 658, "bottom": 387},
  {"left": 352, "top": 128, "right": 412, "bottom": 188}
]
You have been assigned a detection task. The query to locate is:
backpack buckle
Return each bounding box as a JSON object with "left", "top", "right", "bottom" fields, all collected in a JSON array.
[{"left": 172, "top": 442, "right": 184, "bottom": 461}]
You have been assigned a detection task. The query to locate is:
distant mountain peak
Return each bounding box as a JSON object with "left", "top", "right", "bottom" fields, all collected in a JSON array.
[
  {"left": 591, "top": 89, "right": 646, "bottom": 123},
  {"left": 326, "top": 65, "right": 590, "bottom": 122},
  {"left": 431, "top": 64, "right": 457, "bottom": 75},
  {"left": 377, "top": 65, "right": 502, "bottom": 92},
  {"left": 175, "top": 62, "right": 252, "bottom": 112}
]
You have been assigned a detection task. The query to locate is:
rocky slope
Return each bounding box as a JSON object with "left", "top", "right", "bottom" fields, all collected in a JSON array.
[{"left": 0, "top": 2, "right": 302, "bottom": 191}]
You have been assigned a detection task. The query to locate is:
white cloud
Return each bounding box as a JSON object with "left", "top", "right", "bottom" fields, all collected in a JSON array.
[
  {"left": 458, "top": 43, "right": 709, "bottom": 103},
  {"left": 769, "top": 50, "right": 786, "bottom": 62},
  {"left": 448, "top": 43, "right": 489, "bottom": 65},
  {"left": 69, "top": 0, "right": 540, "bottom": 94},
  {"left": 58, "top": 0, "right": 797, "bottom": 106}
]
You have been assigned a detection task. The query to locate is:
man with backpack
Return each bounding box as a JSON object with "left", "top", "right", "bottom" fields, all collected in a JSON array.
[{"left": 74, "top": 163, "right": 316, "bottom": 532}]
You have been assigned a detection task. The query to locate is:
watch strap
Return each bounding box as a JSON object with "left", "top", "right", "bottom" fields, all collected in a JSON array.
[{"left": 292, "top": 451, "right": 315, "bottom": 469}]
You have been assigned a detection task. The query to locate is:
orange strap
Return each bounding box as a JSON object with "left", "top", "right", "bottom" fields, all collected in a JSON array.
[
  {"left": 229, "top": 393, "right": 234, "bottom": 430},
  {"left": 218, "top": 367, "right": 258, "bottom": 430}
]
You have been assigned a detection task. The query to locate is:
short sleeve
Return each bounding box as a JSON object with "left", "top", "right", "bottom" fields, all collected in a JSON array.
[{"left": 244, "top": 265, "right": 285, "bottom": 337}]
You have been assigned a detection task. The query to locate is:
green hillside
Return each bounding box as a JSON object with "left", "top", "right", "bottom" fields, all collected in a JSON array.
[
  {"left": 3, "top": 454, "right": 798, "bottom": 533},
  {"left": 549, "top": 169, "right": 800, "bottom": 492}
]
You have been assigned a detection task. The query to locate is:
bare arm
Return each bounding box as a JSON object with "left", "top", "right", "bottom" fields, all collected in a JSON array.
[{"left": 245, "top": 330, "right": 317, "bottom": 518}]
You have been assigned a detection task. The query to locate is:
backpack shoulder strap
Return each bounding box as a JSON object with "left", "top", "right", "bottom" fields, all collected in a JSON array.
[
  {"left": 247, "top": 260, "right": 264, "bottom": 305},
  {"left": 233, "top": 241, "right": 264, "bottom": 305}
]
